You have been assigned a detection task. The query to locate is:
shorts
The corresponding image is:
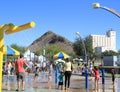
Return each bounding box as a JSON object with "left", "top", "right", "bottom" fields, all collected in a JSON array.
[
  {"left": 95, "top": 75, "right": 100, "bottom": 80},
  {"left": 35, "top": 73, "right": 39, "bottom": 76},
  {"left": 58, "top": 82, "right": 63, "bottom": 85},
  {"left": 48, "top": 75, "right": 52, "bottom": 81},
  {"left": 112, "top": 76, "right": 115, "bottom": 82},
  {"left": 16, "top": 72, "right": 25, "bottom": 81}
]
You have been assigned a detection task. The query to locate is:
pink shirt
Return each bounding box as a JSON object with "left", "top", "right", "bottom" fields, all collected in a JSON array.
[
  {"left": 94, "top": 69, "right": 100, "bottom": 76},
  {"left": 93, "top": 69, "right": 100, "bottom": 80},
  {"left": 15, "top": 58, "right": 27, "bottom": 73}
]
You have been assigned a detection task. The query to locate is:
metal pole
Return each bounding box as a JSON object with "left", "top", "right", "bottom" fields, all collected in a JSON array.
[
  {"left": 76, "top": 33, "right": 88, "bottom": 89},
  {"left": 55, "top": 65, "right": 59, "bottom": 89},
  {"left": 100, "top": 6, "right": 120, "bottom": 18},
  {"left": 85, "top": 68, "right": 89, "bottom": 89},
  {"left": 77, "top": 34, "right": 87, "bottom": 65},
  {"left": 101, "top": 69, "right": 105, "bottom": 85},
  {"left": 93, "top": 3, "right": 120, "bottom": 18}
]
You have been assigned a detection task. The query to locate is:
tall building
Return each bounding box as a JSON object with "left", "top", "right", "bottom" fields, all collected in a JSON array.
[{"left": 90, "top": 29, "right": 116, "bottom": 54}]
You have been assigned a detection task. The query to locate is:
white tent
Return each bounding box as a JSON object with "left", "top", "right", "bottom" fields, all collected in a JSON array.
[
  {"left": 24, "top": 49, "right": 35, "bottom": 61},
  {"left": 54, "top": 59, "right": 65, "bottom": 64}
]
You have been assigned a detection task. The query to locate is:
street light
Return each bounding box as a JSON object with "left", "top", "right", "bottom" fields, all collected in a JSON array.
[
  {"left": 92, "top": 3, "right": 116, "bottom": 85},
  {"left": 75, "top": 32, "right": 89, "bottom": 89},
  {"left": 93, "top": 3, "right": 120, "bottom": 18},
  {"left": 75, "top": 32, "right": 87, "bottom": 64}
]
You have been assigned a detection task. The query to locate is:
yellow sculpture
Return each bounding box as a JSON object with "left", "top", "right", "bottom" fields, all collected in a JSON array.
[{"left": 0, "top": 21, "right": 35, "bottom": 92}]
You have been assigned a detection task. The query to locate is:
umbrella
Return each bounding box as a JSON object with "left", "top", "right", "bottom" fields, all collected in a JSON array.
[
  {"left": 54, "top": 59, "right": 65, "bottom": 64},
  {"left": 53, "top": 51, "right": 69, "bottom": 59},
  {"left": 3, "top": 46, "right": 20, "bottom": 56}
]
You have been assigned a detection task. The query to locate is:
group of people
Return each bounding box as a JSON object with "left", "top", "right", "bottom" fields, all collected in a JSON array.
[
  {"left": 2, "top": 54, "right": 54, "bottom": 91},
  {"left": 76, "top": 60, "right": 116, "bottom": 91},
  {"left": 14, "top": 54, "right": 53, "bottom": 91},
  {"left": 16, "top": 57, "right": 74, "bottom": 91},
  {"left": 92, "top": 66, "right": 115, "bottom": 90},
  {"left": 2, "top": 55, "right": 116, "bottom": 91},
  {"left": 53, "top": 58, "right": 73, "bottom": 90}
]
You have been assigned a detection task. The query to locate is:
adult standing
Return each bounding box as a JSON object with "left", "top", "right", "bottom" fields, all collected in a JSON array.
[
  {"left": 64, "top": 58, "right": 73, "bottom": 90},
  {"left": 15, "top": 54, "right": 29, "bottom": 91}
]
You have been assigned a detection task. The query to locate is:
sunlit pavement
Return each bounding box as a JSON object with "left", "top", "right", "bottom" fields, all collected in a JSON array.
[{"left": 2, "top": 72, "right": 119, "bottom": 92}]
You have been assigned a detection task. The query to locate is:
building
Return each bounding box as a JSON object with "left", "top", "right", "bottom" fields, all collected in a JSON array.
[{"left": 90, "top": 29, "right": 116, "bottom": 54}]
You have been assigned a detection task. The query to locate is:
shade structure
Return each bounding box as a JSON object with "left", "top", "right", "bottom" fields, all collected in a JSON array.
[
  {"left": 4, "top": 46, "right": 20, "bottom": 56},
  {"left": 53, "top": 51, "right": 69, "bottom": 59},
  {"left": 54, "top": 59, "right": 65, "bottom": 64}
]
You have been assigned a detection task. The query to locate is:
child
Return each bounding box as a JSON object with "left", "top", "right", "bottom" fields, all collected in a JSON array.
[
  {"left": 81, "top": 67, "right": 85, "bottom": 76},
  {"left": 34, "top": 67, "right": 39, "bottom": 82},
  {"left": 48, "top": 72, "right": 52, "bottom": 82},
  {"left": 58, "top": 71, "right": 64, "bottom": 90},
  {"left": 48, "top": 71, "right": 52, "bottom": 89},
  {"left": 93, "top": 66, "right": 100, "bottom": 90},
  {"left": 111, "top": 69, "right": 115, "bottom": 85},
  {"left": 89, "top": 62, "right": 93, "bottom": 76}
]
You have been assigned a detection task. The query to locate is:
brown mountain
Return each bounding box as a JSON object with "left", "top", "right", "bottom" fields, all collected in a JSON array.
[{"left": 28, "top": 31, "right": 74, "bottom": 54}]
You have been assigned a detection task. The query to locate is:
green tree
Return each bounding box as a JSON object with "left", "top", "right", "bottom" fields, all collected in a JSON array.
[
  {"left": 73, "top": 35, "right": 95, "bottom": 60},
  {"left": 118, "top": 50, "right": 120, "bottom": 55},
  {"left": 84, "top": 36, "right": 93, "bottom": 57},
  {"left": 102, "top": 50, "right": 119, "bottom": 56},
  {"left": 10, "top": 44, "right": 27, "bottom": 55},
  {"left": 36, "top": 45, "right": 65, "bottom": 60},
  {"left": 73, "top": 38, "right": 83, "bottom": 56}
]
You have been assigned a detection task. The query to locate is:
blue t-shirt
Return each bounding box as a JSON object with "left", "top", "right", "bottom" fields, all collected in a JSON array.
[{"left": 58, "top": 74, "right": 64, "bottom": 82}]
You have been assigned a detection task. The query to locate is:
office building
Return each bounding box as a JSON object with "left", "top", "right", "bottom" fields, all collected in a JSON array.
[{"left": 90, "top": 29, "right": 116, "bottom": 54}]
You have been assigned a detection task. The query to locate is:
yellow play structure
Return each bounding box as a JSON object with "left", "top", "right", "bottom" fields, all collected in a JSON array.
[{"left": 0, "top": 21, "right": 35, "bottom": 92}]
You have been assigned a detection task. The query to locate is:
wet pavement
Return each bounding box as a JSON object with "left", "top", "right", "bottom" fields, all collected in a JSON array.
[{"left": 2, "top": 72, "right": 120, "bottom": 92}]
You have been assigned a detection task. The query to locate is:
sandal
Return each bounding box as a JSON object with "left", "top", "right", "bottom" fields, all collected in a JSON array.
[{"left": 15, "top": 89, "right": 19, "bottom": 91}]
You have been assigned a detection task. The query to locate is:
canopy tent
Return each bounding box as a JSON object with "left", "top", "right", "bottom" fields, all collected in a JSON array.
[
  {"left": 3, "top": 46, "right": 20, "bottom": 56},
  {"left": 54, "top": 59, "right": 65, "bottom": 64},
  {"left": 53, "top": 51, "right": 69, "bottom": 59}
]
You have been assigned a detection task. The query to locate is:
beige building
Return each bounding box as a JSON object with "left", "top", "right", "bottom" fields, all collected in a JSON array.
[{"left": 90, "top": 29, "right": 116, "bottom": 54}]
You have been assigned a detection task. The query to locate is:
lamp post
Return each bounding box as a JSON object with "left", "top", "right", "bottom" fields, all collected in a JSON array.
[
  {"left": 75, "top": 32, "right": 89, "bottom": 89},
  {"left": 0, "top": 21, "right": 35, "bottom": 92},
  {"left": 92, "top": 3, "right": 119, "bottom": 85},
  {"left": 75, "top": 32, "right": 87, "bottom": 64},
  {"left": 93, "top": 3, "right": 120, "bottom": 18}
]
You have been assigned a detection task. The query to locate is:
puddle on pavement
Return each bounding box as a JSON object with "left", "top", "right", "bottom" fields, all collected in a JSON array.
[{"left": 2, "top": 73, "right": 120, "bottom": 92}]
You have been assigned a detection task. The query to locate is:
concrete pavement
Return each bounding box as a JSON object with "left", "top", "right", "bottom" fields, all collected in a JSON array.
[{"left": 2, "top": 72, "right": 119, "bottom": 92}]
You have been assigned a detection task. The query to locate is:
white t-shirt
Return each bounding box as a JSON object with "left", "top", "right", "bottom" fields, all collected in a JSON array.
[{"left": 28, "top": 61, "right": 33, "bottom": 69}]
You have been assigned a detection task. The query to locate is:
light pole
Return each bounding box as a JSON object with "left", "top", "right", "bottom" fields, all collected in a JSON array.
[
  {"left": 75, "top": 32, "right": 87, "bottom": 64},
  {"left": 93, "top": 3, "right": 120, "bottom": 18},
  {"left": 92, "top": 3, "right": 118, "bottom": 85},
  {"left": 75, "top": 32, "right": 89, "bottom": 89}
]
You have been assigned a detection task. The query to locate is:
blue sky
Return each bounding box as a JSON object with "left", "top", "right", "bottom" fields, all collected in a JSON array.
[{"left": 1, "top": 0, "right": 120, "bottom": 50}]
